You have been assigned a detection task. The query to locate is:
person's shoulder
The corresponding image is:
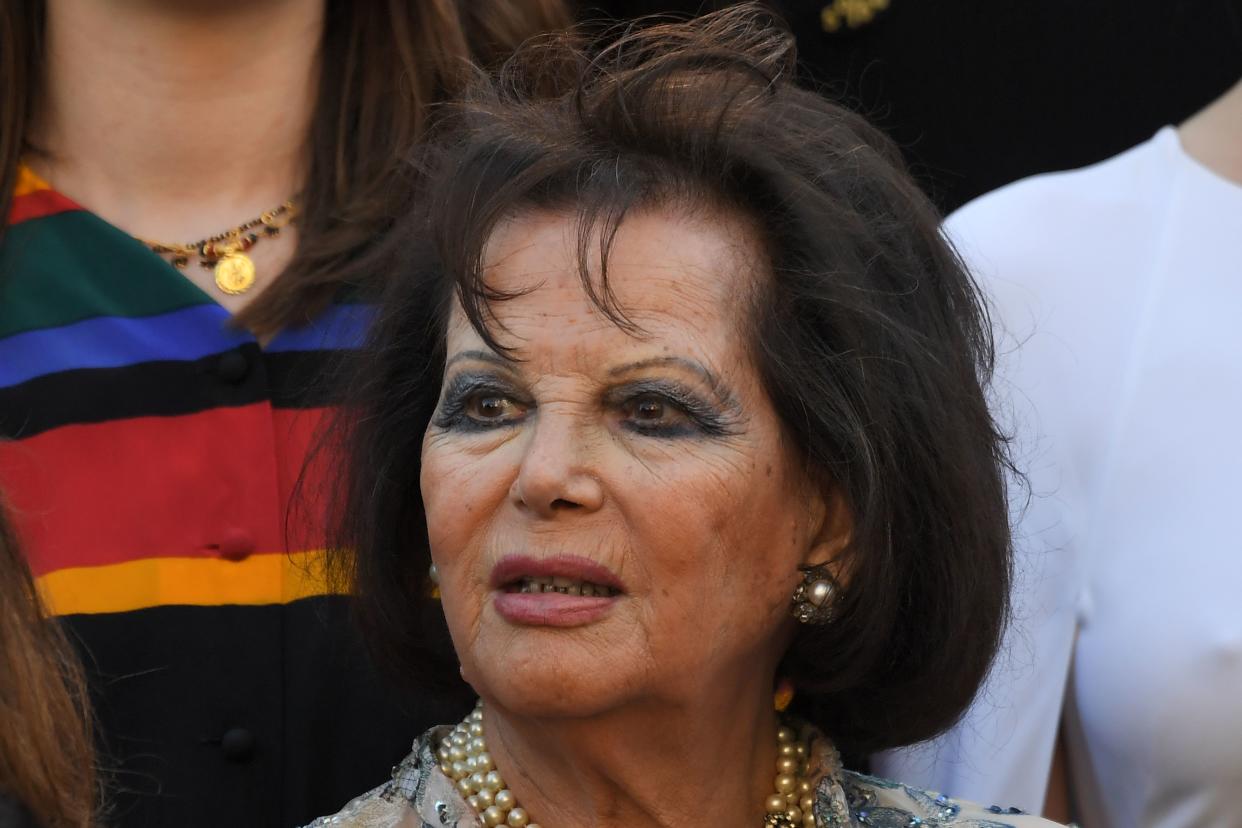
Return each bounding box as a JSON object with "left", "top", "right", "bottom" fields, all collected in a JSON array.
[
  {"left": 302, "top": 785, "right": 413, "bottom": 828},
  {"left": 948, "top": 128, "right": 1176, "bottom": 246},
  {"left": 302, "top": 726, "right": 462, "bottom": 828},
  {"left": 838, "top": 770, "right": 1071, "bottom": 827},
  {"left": 944, "top": 129, "right": 1178, "bottom": 301},
  {"left": 945, "top": 129, "right": 1180, "bottom": 355},
  {"left": 302, "top": 736, "right": 428, "bottom": 827}
]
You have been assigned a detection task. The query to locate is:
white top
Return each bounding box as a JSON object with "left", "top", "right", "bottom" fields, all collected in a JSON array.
[{"left": 873, "top": 127, "right": 1242, "bottom": 827}]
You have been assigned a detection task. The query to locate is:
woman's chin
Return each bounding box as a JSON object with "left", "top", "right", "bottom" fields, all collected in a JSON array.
[
  {"left": 481, "top": 675, "right": 628, "bottom": 720},
  {"left": 465, "top": 638, "right": 635, "bottom": 719}
]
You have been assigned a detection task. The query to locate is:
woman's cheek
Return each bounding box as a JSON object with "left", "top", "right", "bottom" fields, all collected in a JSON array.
[{"left": 422, "top": 445, "right": 492, "bottom": 548}]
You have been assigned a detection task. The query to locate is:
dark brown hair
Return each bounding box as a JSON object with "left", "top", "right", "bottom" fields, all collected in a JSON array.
[
  {"left": 0, "top": 498, "right": 96, "bottom": 828},
  {"left": 330, "top": 4, "right": 1013, "bottom": 756},
  {"left": 0, "top": 0, "right": 573, "bottom": 337}
]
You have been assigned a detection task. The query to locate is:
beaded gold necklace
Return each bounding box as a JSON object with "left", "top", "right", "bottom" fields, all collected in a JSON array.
[{"left": 140, "top": 199, "right": 297, "bottom": 295}]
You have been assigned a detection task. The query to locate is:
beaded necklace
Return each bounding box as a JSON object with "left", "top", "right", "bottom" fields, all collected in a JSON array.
[
  {"left": 437, "top": 701, "right": 824, "bottom": 828},
  {"left": 140, "top": 199, "right": 297, "bottom": 295}
]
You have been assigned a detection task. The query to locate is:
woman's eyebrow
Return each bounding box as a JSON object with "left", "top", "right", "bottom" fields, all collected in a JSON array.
[
  {"left": 608, "top": 356, "right": 737, "bottom": 406},
  {"left": 445, "top": 349, "right": 511, "bottom": 371}
]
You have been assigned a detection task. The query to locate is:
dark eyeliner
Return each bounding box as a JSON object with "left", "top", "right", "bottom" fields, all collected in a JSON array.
[
  {"left": 433, "top": 372, "right": 528, "bottom": 431},
  {"left": 608, "top": 379, "right": 738, "bottom": 437}
]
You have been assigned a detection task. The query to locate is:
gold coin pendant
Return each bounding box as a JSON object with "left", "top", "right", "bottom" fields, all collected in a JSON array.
[{"left": 214, "top": 253, "right": 257, "bottom": 295}]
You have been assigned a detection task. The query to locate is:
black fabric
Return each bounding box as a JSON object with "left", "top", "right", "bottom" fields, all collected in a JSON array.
[
  {"left": 584, "top": 0, "right": 1242, "bottom": 212},
  {"left": 0, "top": 347, "right": 340, "bottom": 439},
  {"left": 69, "top": 598, "right": 473, "bottom": 828},
  {"left": 0, "top": 795, "right": 38, "bottom": 828}
]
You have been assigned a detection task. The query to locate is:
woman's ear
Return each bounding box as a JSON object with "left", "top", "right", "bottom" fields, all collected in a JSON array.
[{"left": 802, "top": 485, "right": 853, "bottom": 573}]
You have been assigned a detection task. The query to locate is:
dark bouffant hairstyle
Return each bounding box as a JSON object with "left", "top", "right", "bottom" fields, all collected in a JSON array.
[{"left": 329, "top": 4, "right": 1012, "bottom": 756}]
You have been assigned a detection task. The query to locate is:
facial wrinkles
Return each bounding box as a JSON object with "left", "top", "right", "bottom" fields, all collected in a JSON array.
[
  {"left": 435, "top": 355, "right": 739, "bottom": 589},
  {"left": 424, "top": 207, "right": 817, "bottom": 714},
  {"left": 437, "top": 377, "right": 766, "bottom": 687}
]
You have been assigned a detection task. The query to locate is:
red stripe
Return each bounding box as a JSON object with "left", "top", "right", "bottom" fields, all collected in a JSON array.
[
  {"left": 272, "top": 404, "right": 339, "bottom": 553},
  {"left": 0, "top": 404, "right": 337, "bottom": 577},
  {"left": 7, "top": 188, "right": 82, "bottom": 225}
]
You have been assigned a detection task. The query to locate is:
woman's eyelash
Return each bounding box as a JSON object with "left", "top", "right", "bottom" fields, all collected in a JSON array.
[
  {"left": 432, "top": 374, "right": 526, "bottom": 430},
  {"left": 609, "top": 381, "right": 738, "bottom": 437},
  {"left": 433, "top": 373, "right": 738, "bottom": 438}
]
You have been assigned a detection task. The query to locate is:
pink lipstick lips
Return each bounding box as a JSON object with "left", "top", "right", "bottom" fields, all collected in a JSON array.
[{"left": 490, "top": 554, "right": 624, "bottom": 627}]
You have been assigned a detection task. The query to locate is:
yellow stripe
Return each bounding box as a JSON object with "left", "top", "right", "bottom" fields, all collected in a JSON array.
[
  {"left": 36, "top": 550, "right": 344, "bottom": 616},
  {"left": 14, "top": 164, "right": 51, "bottom": 198}
]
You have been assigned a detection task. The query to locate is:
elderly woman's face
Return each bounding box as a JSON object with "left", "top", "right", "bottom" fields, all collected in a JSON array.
[{"left": 421, "top": 207, "right": 843, "bottom": 716}]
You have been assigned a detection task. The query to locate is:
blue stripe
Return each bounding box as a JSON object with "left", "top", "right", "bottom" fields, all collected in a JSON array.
[
  {"left": 0, "top": 302, "right": 374, "bottom": 389},
  {"left": 0, "top": 304, "right": 243, "bottom": 389},
  {"left": 265, "top": 303, "right": 373, "bottom": 353}
]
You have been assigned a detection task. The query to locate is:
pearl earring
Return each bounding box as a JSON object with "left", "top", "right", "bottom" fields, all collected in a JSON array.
[
  {"left": 791, "top": 564, "right": 838, "bottom": 625},
  {"left": 428, "top": 562, "right": 441, "bottom": 600}
]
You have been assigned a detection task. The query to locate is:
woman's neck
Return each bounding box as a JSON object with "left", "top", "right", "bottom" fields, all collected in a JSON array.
[
  {"left": 29, "top": 0, "right": 322, "bottom": 241},
  {"left": 1180, "top": 78, "right": 1242, "bottom": 187},
  {"left": 481, "top": 677, "right": 787, "bottom": 828}
]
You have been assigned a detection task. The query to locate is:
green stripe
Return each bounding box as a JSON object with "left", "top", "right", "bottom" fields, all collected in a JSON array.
[{"left": 0, "top": 210, "right": 212, "bottom": 338}]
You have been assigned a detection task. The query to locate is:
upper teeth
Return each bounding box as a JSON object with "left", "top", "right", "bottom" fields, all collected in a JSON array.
[{"left": 514, "top": 576, "right": 617, "bottom": 597}]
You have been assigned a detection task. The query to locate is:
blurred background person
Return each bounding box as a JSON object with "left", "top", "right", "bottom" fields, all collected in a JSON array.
[
  {"left": 0, "top": 1, "right": 570, "bottom": 825},
  {"left": 590, "top": 1, "right": 1242, "bottom": 214},
  {"left": 878, "top": 75, "right": 1242, "bottom": 828},
  {"left": 592, "top": 1, "right": 1242, "bottom": 820},
  {"left": 0, "top": 495, "right": 96, "bottom": 828}
]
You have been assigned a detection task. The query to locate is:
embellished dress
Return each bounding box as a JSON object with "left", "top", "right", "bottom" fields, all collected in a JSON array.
[{"left": 306, "top": 726, "right": 1067, "bottom": 828}]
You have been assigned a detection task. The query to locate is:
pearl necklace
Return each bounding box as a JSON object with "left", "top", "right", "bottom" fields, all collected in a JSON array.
[{"left": 437, "top": 701, "right": 820, "bottom": 828}]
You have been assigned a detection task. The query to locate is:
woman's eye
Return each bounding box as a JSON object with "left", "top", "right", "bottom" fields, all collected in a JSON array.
[
  {"left": 465, "top": 392, "right": 522, "bottom": 423},
  {"left": 622, "top": 393, "right": 688, "bottom": 430}
]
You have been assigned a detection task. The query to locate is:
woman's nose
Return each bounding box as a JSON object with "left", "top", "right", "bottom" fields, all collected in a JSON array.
[{"left": 510, "top": 417, "right": 605, "bottom": 518}]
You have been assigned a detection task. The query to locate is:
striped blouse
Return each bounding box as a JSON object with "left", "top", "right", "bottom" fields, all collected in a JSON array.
[{"left": 0, "top": 168, "right": 464, "bottom": 827}]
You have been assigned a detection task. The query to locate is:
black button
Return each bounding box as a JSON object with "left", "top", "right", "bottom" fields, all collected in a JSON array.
[
  {"left": 220, "top": 727, "right": 255, "bottom": 763},
  {"left": 216, "top": 350, "right": 250, "bottom": 384}
]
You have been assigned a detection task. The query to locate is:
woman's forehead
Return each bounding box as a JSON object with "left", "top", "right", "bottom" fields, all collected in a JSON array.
[
  {"left": 475, "top": 206, "right": 763, "bottom": 325},
  {"left": 442, "top": 291, "right": 737, "bottom": 383},
  {"left": 444, "top": 211, "right": 767, "bottom": 382}
]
